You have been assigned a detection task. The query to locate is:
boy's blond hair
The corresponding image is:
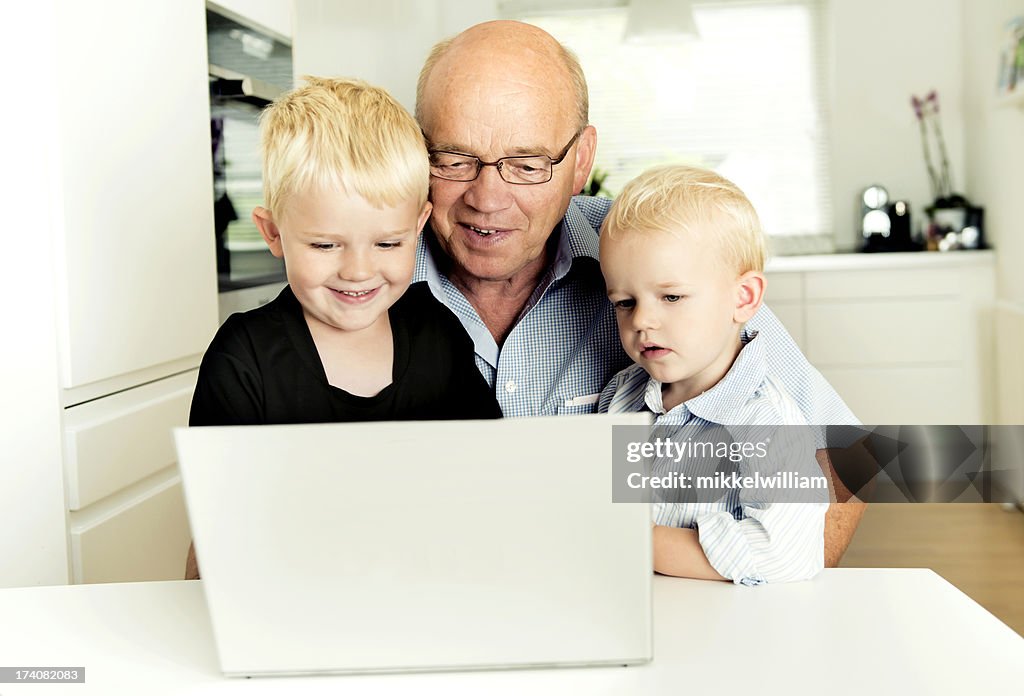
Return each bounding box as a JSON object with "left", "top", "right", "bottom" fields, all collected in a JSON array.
[
  {"left": 602, "top": 165, "right": 766, "bottom": 274},
  {"left": 259, "top": 76, "right": 428, "bottom": 215}
]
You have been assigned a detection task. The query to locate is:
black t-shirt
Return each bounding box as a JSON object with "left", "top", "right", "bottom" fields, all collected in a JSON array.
[{"left": 189, "top": 284, "right": 501, "bottom": 426}]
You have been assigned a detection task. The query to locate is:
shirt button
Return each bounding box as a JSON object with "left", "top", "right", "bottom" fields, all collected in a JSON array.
[{"left": 504, "top": 380, "right": 517, "bottom": 393}]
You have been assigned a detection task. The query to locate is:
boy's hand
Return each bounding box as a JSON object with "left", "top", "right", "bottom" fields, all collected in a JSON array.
[{"left": 652, "top": 525, "right": 728, "bottom": 582}]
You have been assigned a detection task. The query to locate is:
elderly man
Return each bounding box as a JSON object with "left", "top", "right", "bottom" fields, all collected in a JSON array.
[{"left": 413, "top": 20, "right": 865, "bottom": 566}]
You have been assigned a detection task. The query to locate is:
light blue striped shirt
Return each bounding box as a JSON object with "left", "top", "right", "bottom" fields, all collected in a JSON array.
[
  {"left": 600, "top": 333, "right": 830, "bottom": 586},
  {"left": 413, "top": 195, "right": 858, "bottom": 429}
]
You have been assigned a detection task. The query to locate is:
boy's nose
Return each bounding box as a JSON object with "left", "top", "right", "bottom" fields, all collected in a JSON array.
[
  {"left": 338, "top": 251, "right": 374, "bottom": 282},
  {"left": 631, "top": 303, "right": 659, "bottom": 332}
]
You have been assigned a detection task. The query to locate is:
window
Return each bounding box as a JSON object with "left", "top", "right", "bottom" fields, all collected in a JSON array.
[{"left": 501, "top": 1, "right": 834, "bottom": 254}]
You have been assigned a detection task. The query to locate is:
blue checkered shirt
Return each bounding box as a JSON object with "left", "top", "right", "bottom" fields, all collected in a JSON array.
[
  {"left": 413, "top": 196, "right": 629, "bottom": 417},
  {"left": 599, "top": 332, "right": 830, "bottom": 585},
  {"left": 413, "top": 195, "right": 859, "bottom": 427}
]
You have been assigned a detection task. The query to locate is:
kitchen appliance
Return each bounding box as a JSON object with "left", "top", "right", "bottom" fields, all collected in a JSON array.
[
  {"left": 859, "top": 185, "right": 920, "bottom": 252},
  {"left": 206, "top": 8, "right": 292, "bottom": 315}
]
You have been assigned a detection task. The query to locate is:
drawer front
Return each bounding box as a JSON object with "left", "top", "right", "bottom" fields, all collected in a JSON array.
[
  {"left": 805, "top": 268, "right": 961, "bottom": 300},
  {"left": 69, "top": 476, "right": 191, "bottom": 584},
  {"left": 764, "top": 272, "right": 803, "bottom": 302},
  {"left": 64, "top": 370, "right": 197, "bottom": 510},
  {"left": 820, "top": 366, "right": 976, "bottom": 425},
  {"left": 805, "top": 299, "right": 964, "bottom": 366}
]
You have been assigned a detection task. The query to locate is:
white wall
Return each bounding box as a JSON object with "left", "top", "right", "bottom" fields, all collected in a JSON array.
[
  {"left": 294, "top": 0, "right": 971, "bottom": 252},
  {"left": 0, "top": 0, "right": 71, "bottom": 587},
  {"left": 826, "top": 0, "right": 966, "bottom": 250},
  {"left": 292, "top": 0, "right": 499, "bottom": 113},
  {"left": 963, "top": 0, "right": 1024, "bottom": 304}
]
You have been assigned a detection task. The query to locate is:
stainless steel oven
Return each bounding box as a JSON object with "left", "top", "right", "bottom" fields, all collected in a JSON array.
[{"left": 206, "top": 8, "right": 291, "bottom": 318}]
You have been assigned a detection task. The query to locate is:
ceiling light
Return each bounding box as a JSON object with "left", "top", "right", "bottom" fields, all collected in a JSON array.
[{"left": 623, "top": 0, "right": 699, "bottom": 43}]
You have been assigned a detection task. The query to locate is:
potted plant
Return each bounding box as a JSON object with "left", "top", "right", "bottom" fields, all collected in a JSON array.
[{"left": 911, "top": 91, "right": 984, "bottom": 250}]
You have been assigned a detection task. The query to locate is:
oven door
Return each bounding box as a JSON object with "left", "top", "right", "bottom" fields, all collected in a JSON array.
[{"left": 210, "top": 96, "right": 285, "bottom": 292}]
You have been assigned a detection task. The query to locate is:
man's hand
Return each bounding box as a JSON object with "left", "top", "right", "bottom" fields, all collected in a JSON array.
[{"left": 816, "top": 447, "right": 868, "bottom": 567}]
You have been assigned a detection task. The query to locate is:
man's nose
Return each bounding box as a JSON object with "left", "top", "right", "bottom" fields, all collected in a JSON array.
[{"left": 463, "top": 163, "right": 513, "bottom": 213}]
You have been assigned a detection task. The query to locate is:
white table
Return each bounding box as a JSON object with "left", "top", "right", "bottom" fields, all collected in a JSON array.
[{"left": 0, "top": 569, "right": 1020, "bottom": 695}]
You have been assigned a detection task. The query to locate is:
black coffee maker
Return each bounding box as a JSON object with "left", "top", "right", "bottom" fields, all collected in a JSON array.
[{"left": 859, "top": 185, "right": 920, "bottom": 252}]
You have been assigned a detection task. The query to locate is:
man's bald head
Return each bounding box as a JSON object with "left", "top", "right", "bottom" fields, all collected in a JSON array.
[{"left": 415, "top": 20, "right": 588, "bottom": 134}]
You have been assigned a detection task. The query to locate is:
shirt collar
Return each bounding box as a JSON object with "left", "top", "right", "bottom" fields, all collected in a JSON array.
[
  {"left": 643, "top": 330, "right": 766, "bottom": 423},
  {"left": 412, "top": 228, "right": 446, "bottom": 299},
  {"left": 555, "top": 198, "right": 602, "bottom": 275}
]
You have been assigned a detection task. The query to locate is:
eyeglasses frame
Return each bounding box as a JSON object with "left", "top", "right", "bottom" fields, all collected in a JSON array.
[{"left": 427, "top": 129, "right": 584, "bottom": 185}]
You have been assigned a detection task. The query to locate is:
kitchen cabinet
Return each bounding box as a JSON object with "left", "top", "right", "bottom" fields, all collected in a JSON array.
[
  {"left": 765, "top": 251, "right": 995, "bottom": 424},
  {"left": 54, "top": 0, "right": 218, "bottom": 396},
  {"left": 2, "top": 0, "right": 217, "bottom": 587}
]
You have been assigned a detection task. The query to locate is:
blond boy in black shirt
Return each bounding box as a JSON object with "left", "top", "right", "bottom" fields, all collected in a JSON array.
[
  {"left": 191, "top": 76, "right": 498, "bottom": 426},
  {"left": 186, "top": 77, "right": 499, "bottom": 578}
]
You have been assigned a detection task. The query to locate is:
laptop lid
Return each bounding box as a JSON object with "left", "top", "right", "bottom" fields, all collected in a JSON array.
[{"left": 175, "top": 413, "right": 653, "bottom": 676}]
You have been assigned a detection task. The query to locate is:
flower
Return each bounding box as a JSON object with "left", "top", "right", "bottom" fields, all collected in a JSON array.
[{"left": 911, "top": 90, "right": 952, "bottom": 202}]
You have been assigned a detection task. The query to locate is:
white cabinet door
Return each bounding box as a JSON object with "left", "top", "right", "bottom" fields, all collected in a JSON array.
[
  {"left": 69, "top": 476, "right": 192, "bottom": 584},
  {"left": 52, "top": 0, "right": 218, "bottom": 389},
  {"left": 805, "top": 298, "right": 966, "bottom": 366},
  {"left": 63, "top": 370, "right": 198, "bottom": 584},
  {"left": 820, "top": 366, "right": 971, "bottom": 424},
  {"left": 64, "top": 371, "right": 197, "bottom": 510}
]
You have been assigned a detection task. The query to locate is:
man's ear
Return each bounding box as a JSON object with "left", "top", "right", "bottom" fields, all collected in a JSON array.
[
  {"left": 415, "top": 201, "right": 432, "bottom": 238},
  {"left": 571, "top": 125, "right": 598, "bottom": 195},
  {"left": 252, "top": 206, "right": 284, "bottom": 258},
  {"left": 734, "top": 270, "right": 766, "bottom": 323}
]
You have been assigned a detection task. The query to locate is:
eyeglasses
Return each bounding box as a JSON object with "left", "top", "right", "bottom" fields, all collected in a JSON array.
[{"left": 428, "top": 130, "right": 582, "bottom": 185}]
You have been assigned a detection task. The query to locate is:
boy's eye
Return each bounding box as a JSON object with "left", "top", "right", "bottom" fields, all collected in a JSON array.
[
  {"left": 611, "top": 298, "right": 635, "bottom": 310},
  {"left": 664, "top": 295, "right": 682, "bottom": 303},
  {"left": 310, "top": 243, "right": 336, "bottom": 251},
  {"left": 376, "top": 241, "right": 402, "bottom": 250}
]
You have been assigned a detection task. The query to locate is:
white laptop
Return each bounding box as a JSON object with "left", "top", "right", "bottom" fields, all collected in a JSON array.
[{"left": 174, "top": 413, "right": 653, "bottom": 677}]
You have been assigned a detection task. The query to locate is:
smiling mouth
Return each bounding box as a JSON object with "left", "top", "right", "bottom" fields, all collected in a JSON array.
[
  {"left": 330, "top": 287, "right": 379, "bottom": 302},
  {"left": 466, "top": 224, "right": 500, "bottom": 237}
]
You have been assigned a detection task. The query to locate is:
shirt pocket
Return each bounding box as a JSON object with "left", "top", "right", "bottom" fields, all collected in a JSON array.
[{"left": 555, "top": 392, "right": 601, "bottom": 415}]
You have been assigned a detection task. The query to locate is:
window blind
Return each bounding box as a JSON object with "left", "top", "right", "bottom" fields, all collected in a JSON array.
[{"left": 502, "top": 1, "right": 834, "bottom": 252}]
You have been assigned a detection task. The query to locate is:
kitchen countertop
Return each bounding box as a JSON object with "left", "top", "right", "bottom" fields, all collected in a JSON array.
[{"left": 766, "top": 248, "right": 995, "bottom": 272}]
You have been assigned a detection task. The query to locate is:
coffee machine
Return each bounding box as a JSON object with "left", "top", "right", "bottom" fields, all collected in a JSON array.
[{"left": 859, "top": 185, "right": 920, "bottom": 252}]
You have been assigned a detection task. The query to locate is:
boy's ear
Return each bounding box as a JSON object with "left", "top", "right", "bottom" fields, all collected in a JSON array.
[
  {"left": 252, "top": 207, "right": 284, "bottom": 258},
  {"left": 415, "top": 201, "right": 432, "bottom": 237},
  {"left": 733, "top": 270, "right": 766, "bottom": 323}
]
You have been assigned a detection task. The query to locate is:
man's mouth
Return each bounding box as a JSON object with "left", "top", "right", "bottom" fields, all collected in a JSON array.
[{"left": 462, "top": 223, "right": 516, "bottom": 239}]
